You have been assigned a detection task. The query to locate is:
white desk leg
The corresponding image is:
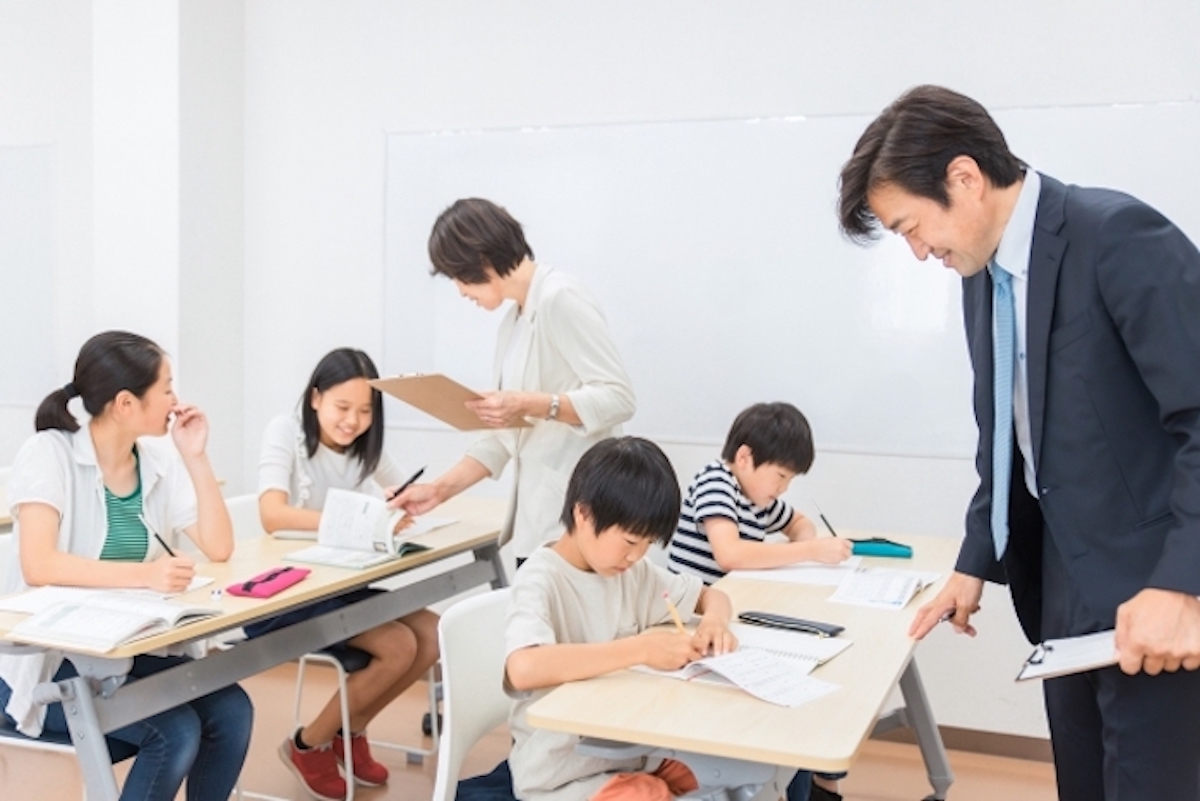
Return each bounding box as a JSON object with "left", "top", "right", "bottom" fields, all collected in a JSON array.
[
  {"left": 897, "top": 658, "right": 954, "bottom": 801},
  {"left": 57, "top": 675, "right": 121, "bottom": 801}
]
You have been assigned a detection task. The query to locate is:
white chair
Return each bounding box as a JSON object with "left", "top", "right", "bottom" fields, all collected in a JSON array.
[
  {"left": 225, "top": 492, "right": 443, "bottom": 790},
  {"left": 431, "top": 588, "right": 513, "bottom": 801}
]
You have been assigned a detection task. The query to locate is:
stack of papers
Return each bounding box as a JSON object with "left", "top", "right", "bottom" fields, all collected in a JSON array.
[{"left": 828, "top": 567, "right": 940, "bottom": 610}]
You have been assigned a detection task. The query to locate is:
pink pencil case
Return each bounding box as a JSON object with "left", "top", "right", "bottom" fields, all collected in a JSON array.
[{"left": 226, "top": 566, "right": 311, "bottom": 598}]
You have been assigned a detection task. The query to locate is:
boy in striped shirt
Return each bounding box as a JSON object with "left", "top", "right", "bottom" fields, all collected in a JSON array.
[
  {"left": 667, "top": 401, "right": 851, "bottom": 582},
  {"left": 667, "top": 401, "right": 852, "bottom": 801}
]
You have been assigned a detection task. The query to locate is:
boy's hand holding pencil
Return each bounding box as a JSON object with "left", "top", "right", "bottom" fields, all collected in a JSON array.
[{"left": 662, "top": 590, "right": 738, "bottom": 659}]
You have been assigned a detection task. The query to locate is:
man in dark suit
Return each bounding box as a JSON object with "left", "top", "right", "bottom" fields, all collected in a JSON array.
[{"left": 837, "top": 85, "right": 1200, "bottom": 800}]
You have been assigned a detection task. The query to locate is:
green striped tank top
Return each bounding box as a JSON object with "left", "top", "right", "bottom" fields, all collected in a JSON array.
[{"left": 100, "top": 453, "right": 148, "bottom": 562}]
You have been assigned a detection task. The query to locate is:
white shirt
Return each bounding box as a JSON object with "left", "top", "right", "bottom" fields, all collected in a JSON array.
[
  {"left": 257, "top": 414, "right": 406, "bottom": 508},
  {"left": 0, "top": 428, "right": 198, "bottom": 736},
  {"left": 992, "top": 169, "right": 1042, "bottom": 498}
]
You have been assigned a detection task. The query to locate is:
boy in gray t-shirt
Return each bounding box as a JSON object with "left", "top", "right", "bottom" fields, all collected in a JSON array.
[{"left": 504, "top": 437, "right": 737, "bottom": 801}]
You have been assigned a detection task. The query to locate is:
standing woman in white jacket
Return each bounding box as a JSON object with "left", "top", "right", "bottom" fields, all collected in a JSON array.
[{"left": 393, "top": 198, "right": 636, "bottom": 564}]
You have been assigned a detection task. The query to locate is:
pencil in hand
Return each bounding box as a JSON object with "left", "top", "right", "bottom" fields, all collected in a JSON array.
[{"left": 663, "top": 591, "right": 688, "bottom": 635}]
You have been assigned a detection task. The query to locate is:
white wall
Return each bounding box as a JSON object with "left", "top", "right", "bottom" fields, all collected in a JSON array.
[{"left": 0, "top": 0, "right": 94, "bottom": 460}]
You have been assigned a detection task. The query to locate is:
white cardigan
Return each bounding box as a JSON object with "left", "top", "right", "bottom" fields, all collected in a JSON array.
[{"left": 466, "top": 265, "right": 636, "bottom": 557}]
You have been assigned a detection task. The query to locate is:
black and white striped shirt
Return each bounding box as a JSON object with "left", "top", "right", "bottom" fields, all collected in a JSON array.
[{"left": 667, "top": 460, "right": 794, "bottom": 584}]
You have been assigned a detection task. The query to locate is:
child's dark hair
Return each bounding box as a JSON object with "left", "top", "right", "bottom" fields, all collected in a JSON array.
[
  {"left": 560, "top": 437, "right": 681, "bottom": 546},
  {"left": 721, "top": 402, "right": 814, "bottom": 474},
  {"left": 427, "top": 198, "right": 535, "bottom": 285},
  {"left": 35, "top": 331, "right": 165, "bottom": 433},
  {"left": 300, "top": 348, "right": 384, "bottom": 483}
]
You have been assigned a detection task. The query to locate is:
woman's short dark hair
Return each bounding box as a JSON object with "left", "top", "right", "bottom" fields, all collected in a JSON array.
[
  {"left": 721, "top": 402, "right": 814, "bottom": 475},
  {"left": 560, "top": 437, "right": 681, "bottom": 546},
  {"left": 35, "top": 331, "right": 165, "bottom": 433},
  {"left": 838, "top": 85, "right": 1025, "bottom": 243},
  {"left": 428, "top": 198, "right": 534, "bottom": 284},
  {"left": 300, "top": 348, "right": 384, "bottom": 483}
]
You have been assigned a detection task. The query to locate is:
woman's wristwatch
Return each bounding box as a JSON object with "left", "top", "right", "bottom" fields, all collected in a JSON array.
[{"left": 546, "top": 394, "right": 561, "bottom": 421}]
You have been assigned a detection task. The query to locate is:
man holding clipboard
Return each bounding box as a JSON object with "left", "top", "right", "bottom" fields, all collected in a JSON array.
[{"left": 838, "top": 86, "right": 1200, "bottom": 800}]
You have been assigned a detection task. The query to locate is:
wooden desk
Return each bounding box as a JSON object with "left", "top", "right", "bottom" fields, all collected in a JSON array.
[
  {"left": 0, "top": 495, "right": 508, "bottom": 801},
  {"left": 527, "top": 532, "right": 958, "bottom": 800},
  {"left": 0, "top": 482, "right": 11, "bottom": 531}
]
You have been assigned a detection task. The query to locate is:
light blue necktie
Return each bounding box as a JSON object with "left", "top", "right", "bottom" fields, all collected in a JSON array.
[{"left": 991, "top": 263, "right": 1015, "bottom": 560}]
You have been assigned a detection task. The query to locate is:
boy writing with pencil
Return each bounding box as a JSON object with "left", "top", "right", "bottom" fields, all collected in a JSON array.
[
  {"left": 667, "top": 402, "right": 851, "bottom": 801},
  {"left": 505, "top": 437, "right": 737, "bottom": 801}
]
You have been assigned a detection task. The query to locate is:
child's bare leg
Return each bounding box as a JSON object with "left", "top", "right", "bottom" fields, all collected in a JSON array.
[{"left": 299, "top": 620, "right": 418, "bottom": 745}]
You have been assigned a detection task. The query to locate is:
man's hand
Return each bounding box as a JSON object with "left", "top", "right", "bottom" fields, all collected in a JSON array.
[
  {"left": 1115, "top": 588, "right": 1200, "bottom": 675},
  {"left": 909, "top": 571, "right": 984, "bottom": 640}
]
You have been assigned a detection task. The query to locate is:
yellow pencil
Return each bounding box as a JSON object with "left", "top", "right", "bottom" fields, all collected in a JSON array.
[{"left": 662, "top": 591, "right": 688, "bottom": 635}]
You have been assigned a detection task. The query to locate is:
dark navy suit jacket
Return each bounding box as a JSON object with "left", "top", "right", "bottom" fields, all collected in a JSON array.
[{"left": 956, "top": 173, "right": 1200, "bottom": 643}]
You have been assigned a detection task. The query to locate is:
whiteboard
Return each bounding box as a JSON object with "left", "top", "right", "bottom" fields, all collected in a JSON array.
[
  {"left": 0, "top": 145, "right": 56, "bottom": 406},
  {"left": 384, "top": 102, "right": 1200, "bottom": 458}
]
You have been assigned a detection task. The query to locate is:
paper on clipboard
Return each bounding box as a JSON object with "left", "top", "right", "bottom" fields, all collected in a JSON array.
[
  {"left": 370, "top": 374, "right": 531, "bottom": 431},
  {"left": 1016, "top": 630, "right": 1117, "bottom": 681}
]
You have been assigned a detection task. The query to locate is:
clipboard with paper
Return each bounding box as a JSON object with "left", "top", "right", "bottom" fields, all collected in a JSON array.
[
  {"left": 370, "top": 374, "right": 531, "bottom": 431},
  {"left": 1016, "top": 630, "right": 1117, "bottom": 681}
]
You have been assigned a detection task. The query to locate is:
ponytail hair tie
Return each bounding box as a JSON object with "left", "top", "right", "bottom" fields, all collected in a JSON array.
[{"left": 62, "top": 382, "right": 79, "bottom": 399}]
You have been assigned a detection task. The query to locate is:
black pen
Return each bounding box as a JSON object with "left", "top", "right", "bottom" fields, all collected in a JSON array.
[
  {"left": 812, "top": 501, "right": 840, "bottom": 537},
  {"left": 387, "top": 466, "right": 427, "bottom": 502},
  {"left": 153, "top": 532, "right": 177, "bottom": 557}
]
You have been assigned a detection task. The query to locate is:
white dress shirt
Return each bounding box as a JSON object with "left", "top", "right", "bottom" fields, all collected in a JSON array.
[{"left": 992, "top": 169, "right": 1042, "bottom": 498}]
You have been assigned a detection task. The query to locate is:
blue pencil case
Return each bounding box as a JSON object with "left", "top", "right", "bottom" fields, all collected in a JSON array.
[{"left": 850, "top": 537, "right": 913, "bottom": 558}]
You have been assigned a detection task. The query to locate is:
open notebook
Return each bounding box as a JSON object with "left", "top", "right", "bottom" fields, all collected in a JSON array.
[
  {"left": 8, "top": 593, "right": 219, "bottom": 652},
  {"left": 284, "top": 489, "right": 434, "bottom": 569},
  {"left": 633, "top": 621, "right": 851, "bottom": 707}
]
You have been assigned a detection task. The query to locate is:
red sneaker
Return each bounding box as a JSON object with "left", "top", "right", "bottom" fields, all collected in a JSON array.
[
  {"left": 332, "top": 731, "right": 390, "bottom": 786},
  {"left": 278, "top": 737, "right": 347, "bottom": 801}
]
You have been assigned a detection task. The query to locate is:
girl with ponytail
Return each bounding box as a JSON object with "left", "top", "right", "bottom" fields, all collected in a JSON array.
[{"left": 0, "top": 330, "right": 252, "bottom": 801}]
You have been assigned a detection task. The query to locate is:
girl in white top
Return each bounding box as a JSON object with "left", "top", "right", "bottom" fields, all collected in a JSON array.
[
  {"left": 0, "top": 330, "right": 251, "bottom": 801},
  {"left": 394, "top": 198, "right": 636, "bottom": 562},
  {"left": 251, "top": 348, "right": 439, "bottom": 801}
]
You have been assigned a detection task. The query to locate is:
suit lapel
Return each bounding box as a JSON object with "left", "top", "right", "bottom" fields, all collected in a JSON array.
[{"left": 1027, "top": 175, "right": 1068, "bottom": 471}]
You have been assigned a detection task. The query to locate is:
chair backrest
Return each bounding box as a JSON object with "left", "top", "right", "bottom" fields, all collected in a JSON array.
[
  {"left": 224, "top": 493, "right": 267, "bottom": 541},
  {"left": 431, "top": 588, "right": 513, "bottom": 801}
]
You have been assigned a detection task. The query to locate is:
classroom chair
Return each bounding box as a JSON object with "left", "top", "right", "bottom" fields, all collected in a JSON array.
[
  {"left": 431, "top": 588, "right": 513, "bottom": 801},
  {"left": 223, "top": 493, "right": 442, "bottom": 788}
]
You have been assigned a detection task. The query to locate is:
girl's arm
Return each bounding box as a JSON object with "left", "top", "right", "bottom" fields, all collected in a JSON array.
[
  {"left": 506, "top": 630, "right": 700, "bottom": 692},
  {"left": 258, "top": 489, "right": 322, "bottom": 533},
  {"left": 18, "top": 502, "right": 195, "bottom": 592},
  {"left": 172, "top": 405, "right": 234, "bottom": 561}
]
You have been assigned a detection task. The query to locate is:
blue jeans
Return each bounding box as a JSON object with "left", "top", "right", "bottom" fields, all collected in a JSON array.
[{"left": 1, "top": 655, "right": 253, "bottom": 801}]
